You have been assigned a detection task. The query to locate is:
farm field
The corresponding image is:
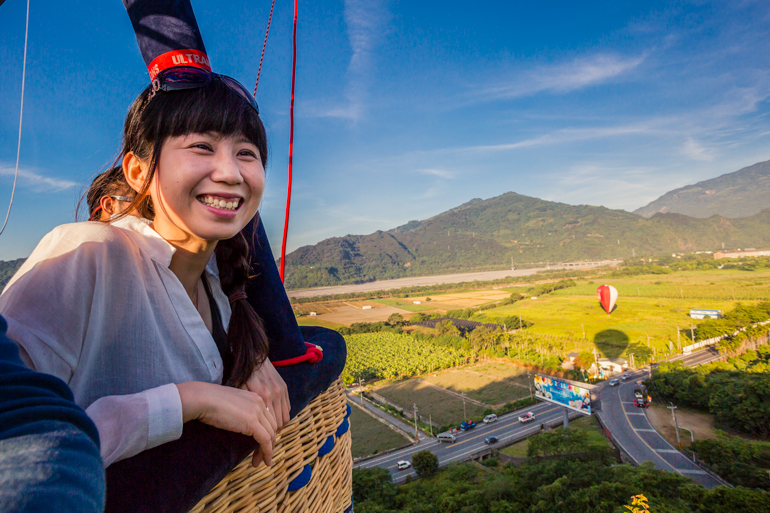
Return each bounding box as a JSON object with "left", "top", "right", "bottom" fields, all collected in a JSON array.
[
  {"left": 421, "top": 362, "right": 531, "bottom": 406},
  {"left": 296, "top": 316, "right": 344, "bottom": 329},
  {"left": 371, "top": 298, "right": 437, "bottom": 312},
  {"left": 486, "top": 295, "right": 751, "bottom": 358},
  {"left": 375, "top": 379, "right": 487, "bottom": 425},
  {"left": 348, "top": 402, "right": 410, "bottom": 458}
]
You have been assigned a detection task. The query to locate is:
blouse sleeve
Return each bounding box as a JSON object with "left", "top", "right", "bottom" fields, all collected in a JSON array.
[{"left": 0, "top": 223, "right": 184, "bottom": 466}]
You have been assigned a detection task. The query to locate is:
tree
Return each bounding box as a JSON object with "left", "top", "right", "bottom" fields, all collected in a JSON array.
[
  {"left": 436, "top": 320, "right": 461, "bottom": 337},
  {"left": 412, "top": 450, "right": 439, "bottom": 477},
  {"left": 387, "top": 313, "right": 406, "bottom": 326},
  {"left": 352, "top": 467, "right": 397, "bottom": 507}
]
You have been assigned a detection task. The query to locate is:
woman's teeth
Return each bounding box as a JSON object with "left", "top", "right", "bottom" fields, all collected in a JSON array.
[{"left": 199, "top": 195, "right": 240, "bottom": 211}]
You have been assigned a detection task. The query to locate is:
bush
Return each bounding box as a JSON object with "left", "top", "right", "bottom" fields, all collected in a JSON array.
[{"left": 412, "top": 450, "right": 439, "bottom": 477}]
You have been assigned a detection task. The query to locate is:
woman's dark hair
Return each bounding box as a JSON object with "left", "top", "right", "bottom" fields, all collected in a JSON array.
[
  {"left": 84, "top": 166, "right": 154, "bottom": 220},
  {"left": 118, "top": 79, "right": 270, "bottom": 388}
]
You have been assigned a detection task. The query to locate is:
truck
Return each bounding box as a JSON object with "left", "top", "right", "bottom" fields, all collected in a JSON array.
[{"left": 518, "top": 412, "right": 536, "bottom": 423}]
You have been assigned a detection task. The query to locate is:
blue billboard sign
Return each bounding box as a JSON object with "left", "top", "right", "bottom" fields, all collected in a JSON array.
[{"left": 534, "top": 374, "right": 591, "bottom": 415}]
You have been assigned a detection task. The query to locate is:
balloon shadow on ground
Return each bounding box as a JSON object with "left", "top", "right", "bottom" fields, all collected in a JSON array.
[{"left": 593, "top": 329, "right": 629, "bottom": 359}]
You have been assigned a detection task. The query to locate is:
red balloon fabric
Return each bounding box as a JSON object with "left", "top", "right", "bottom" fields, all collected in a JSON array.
[{"left": 596, "top": 284, "right": 619, "bottom": 314}]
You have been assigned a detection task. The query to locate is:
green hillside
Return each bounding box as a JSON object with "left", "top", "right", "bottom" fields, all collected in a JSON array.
[
  {"left": 634, "top": 159, "right": 770, "bottom": 218},
  {"left": 0, "top": 259, "right": 25, "bottom": 291},
  {"left": 284, "top": 192, "right": 770, "bottom": 289}
]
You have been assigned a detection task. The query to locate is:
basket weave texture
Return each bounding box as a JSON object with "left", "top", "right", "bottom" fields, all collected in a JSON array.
[{"left": 191, "top": 378, "right": 353, "bottom": 513}]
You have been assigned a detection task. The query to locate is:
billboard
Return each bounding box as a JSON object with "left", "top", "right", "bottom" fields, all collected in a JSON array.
[{"left": 534, "top": 374, "right": 591, "bottom": 415}]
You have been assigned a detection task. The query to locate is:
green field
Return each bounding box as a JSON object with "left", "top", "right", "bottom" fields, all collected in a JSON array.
[
  {"left": 371, "top": 298, "right": 437, "bottom": 312},
  {"left": 480, "top": 269, "right": 766, "bottom": 359},
  {"left": 296, "top": 316, "right": 345, "bottom": 329},
  {"left": 375, "top": 379, "right": 487, "bottom": 425},
  {"left": 348, "top": 402, "right": 411, "bottom": 458},
  {"left": 501, "top": 414, "right": 612, "bottom": 458},
  {"left": 422, "top": 362, "right": 531, "bottom": 406}
]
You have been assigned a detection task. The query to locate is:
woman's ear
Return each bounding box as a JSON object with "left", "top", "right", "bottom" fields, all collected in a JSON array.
[
  {"left": 99, "top": 196, "right": 116, "bottom": 218},
  {"left": 123, "top": 152, "right": 148, "bottom": 194}
]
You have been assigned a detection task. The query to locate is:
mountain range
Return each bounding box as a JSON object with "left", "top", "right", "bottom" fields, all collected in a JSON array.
[
  {"left": 284, "top": 193, "right": 770, "bottom": 289},
  {"left": 633, "top": 160, "right": 770, "bottom": 218}
]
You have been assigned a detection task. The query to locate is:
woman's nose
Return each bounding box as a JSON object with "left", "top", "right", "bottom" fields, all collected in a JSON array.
[{"left": 211, "top": 152, "right": 244, "bottom": 184}]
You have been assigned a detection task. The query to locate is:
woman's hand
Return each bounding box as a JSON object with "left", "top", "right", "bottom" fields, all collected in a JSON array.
[
  {"left": 177, "top": 381, "right": 277, "bottom": 467},
  {"left": 244, "top": 359, "right": 291, "bottom": 430}
]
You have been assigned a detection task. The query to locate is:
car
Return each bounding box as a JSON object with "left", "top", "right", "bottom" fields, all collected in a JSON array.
[
  {"left": 608, "top": 379, "right": 620, "bottom": 387},
  {"left": 621, "top": 374, "right": 632, "bottom": 380},
  {"left": 485, "top": 436, "right": 499, "bottom": 445},
  {"left": 518, "top": 412, "right": 536, "bottom": 423},
  {"left": 634, "top": 390, "right": 644, "bottom": 401},
  {"left": 483, "top": 414, "right": 498, "bottom": 424},
  {"left": 397, "top": 460, "right": 411, "bottom": 470},
  {"left": 460, "top": 420, "right": 477, "bottom": 431}
]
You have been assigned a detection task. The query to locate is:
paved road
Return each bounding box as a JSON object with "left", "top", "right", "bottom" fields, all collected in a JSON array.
[
  {"left": 355, "top": 400, "right": 580, "bottom": 483},
  {"left": 597, "top": 366, "right": 723, "bottom": 489},
  {"left": 287, "top": 261, "right": 621, "bottom": 299},
  {"left": 346, "top": 392, "right": 416, "bottom": 442}
]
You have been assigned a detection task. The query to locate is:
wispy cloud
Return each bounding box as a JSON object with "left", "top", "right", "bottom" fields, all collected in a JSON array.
[
  {"left": 306, "top": 0, "right": 391, "bottom": 120},
  {"left": 0, "top": 165, "right": 78, "bottom": 191},
  {"left": 681, "top": 138, "right": 716, "bottom": 161},
  {"left": 477, "top": 53, "right": 647, "bottom": 102},
  {"left": 415, "top": 168, "right": 454, "bottom": 179}
]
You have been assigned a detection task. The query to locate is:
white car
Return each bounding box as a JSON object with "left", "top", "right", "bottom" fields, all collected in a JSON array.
[
  {"left": 397, "top": 460, "right": 411, "bottom": 471},
  {"left": 483, "top": 414, "right": 498, "bottom": 424},
  {"left": 608, "top": 379, "right": 620, "bottom": 387},
  {"left": 518, "top": 412, "right": 536, "bottom": 423}
]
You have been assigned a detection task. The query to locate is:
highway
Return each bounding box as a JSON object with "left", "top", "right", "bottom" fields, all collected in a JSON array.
[
  {"left": 596, "top": 361, "right": 724, "bottom": 489},
  {"left": 354, "top": 400, "right": 581, "bottom": 483}
]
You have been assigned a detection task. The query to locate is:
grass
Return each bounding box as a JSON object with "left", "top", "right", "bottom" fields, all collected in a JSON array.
[
  {"left": 371, "top": 298, "right": 437, "bottom": 312},
  {"left": 485, "top": 294, "right": 748, "bottom": 358},
  {"left": 422, "top": 364, "right": 530, "bottom": 406},
  {"left": 501, "top": 414, "right": 611, "bottom": 458},
  {"left": 375, "top": 379, "right": 487, "bottom": 425},
  {"left": 348, "top": 402, "right": 411, "bottom": 458},
  {"left": 295, "top": 316, "right": 345, "bottom": 329}
]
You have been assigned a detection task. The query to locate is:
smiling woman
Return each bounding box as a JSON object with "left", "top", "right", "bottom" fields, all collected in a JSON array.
[{"left": 0, "top": 75, "right": 285, "bottom": 472}]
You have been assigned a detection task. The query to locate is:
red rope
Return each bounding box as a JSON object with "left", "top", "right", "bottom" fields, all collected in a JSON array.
[
  {"left": 280, "top": 0, "right": 298, "bottom": 282},
  {"left": 253, "top": 0, "right": 276, "bottom": 96},
  {"left": 272, "top": 342, "right": 323, "bottom": 367}
]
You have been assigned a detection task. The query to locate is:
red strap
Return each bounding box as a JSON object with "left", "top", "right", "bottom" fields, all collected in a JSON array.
[
  {"left": 272, "top": 342, "right": 323, "bottom": 367},
  {"left": 279, "top": 0, "right": 298, "bottom": 283},
  {"left": 147, "top": 49, "right": 211, "bottom": 80}
]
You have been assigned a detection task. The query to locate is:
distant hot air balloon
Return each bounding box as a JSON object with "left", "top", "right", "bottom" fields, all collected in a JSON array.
[{"left": 596, "top": 284, "right": 618, "bottom": 314}]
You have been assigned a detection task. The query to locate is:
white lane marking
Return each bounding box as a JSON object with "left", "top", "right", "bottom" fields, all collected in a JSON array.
[
  {"left": 678, "top": 469, "right": 708, "bottom": 475},
  {"left": 634, "top": 429, "right": 656, "bottom": 432},
  {"left": 656, "top": 449, "right": 679, "bottom": 453},
  {"left": 626, "top": 412, "right": 646, "bottom": 416}
]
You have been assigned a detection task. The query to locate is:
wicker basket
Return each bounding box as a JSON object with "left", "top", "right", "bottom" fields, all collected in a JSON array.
[{"left": 191, "top": 378, "right": 353, "bottom": 513}]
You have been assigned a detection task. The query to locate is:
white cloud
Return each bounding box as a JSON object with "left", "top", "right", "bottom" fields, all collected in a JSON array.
[
  {"left": 478, "top": 53, "right": 647, "bottom": 101},
  {"left": 306, "top": 0, "right": 391, "bottom": 121},
  {"left": 681, "top": 138, "right": 716, "bottom": 161},
  {"left": 415, "top": 168, "right": 454, "bottom": 179},
  {"left": 0, "top": 165, "right": 78, "bottom": 192}
]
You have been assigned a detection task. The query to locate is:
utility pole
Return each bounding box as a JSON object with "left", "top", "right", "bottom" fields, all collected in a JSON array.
[
  {"left": 519, "top": 313, "right": 522, "bottom": 330},
  {"left": 668, "top": 403, "right": 682, "bottom": 449},
  {"left": 690, "top": 325, "right": 696, "bottom": 344},
  {"left": 677, "top": 327, "right": 681, "bottom": 352},
  {"left": 527, "top": 372, "right": 532, "bottom": 398},
  {"left": 629, "top": 353, "right": 635, "bottom": 369},
  {"left": 461, "top": 393, "right": 467, "bottom": 420},
  {"left": 360, "top": 377, "right": 365, "bottom": 406},
  {"left": 429, "top": 414, "right": 433, "bottom": 437},
  {"left": 581, "top": 323, "right": 585, "bottom": 340},
  {"left": 413, "top": 403, "right": 419, "bottom": 441}
]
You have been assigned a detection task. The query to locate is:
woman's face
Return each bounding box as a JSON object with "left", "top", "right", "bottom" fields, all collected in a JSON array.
[{"left": 147, "top": 132, "right": 265, "bottom": 248}]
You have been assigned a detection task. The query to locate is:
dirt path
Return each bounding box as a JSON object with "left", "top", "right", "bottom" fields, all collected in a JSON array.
[
  {"left": 413, "top": 379, "right": 489, "bottom": 408},
  {"left": 645, "top": 403, "right": 717, "bottom": 448}
]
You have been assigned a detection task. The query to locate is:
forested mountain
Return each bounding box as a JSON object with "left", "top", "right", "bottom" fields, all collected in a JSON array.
[
  {"left": 0, "top": 258, "right": 25, "bottom": 291},
  {"left": 284, "top": 192, "right": 770, "bottom": 289},
  {"left": 634, "top": 160, "right": 770, "bottom": 219}
]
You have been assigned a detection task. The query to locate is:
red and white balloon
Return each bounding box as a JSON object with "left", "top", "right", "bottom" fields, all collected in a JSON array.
[{"left": 596, "top": 285, "right": 618, "bottom": 314}]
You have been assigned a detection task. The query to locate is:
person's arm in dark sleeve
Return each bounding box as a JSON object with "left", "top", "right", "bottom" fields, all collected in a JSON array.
[{"left": 0, "top": 315, "right": 105, "bottom": 513}]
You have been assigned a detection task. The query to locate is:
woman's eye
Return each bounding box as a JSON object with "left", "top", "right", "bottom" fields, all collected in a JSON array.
[
  {"left": 191, "top": 143, "right": 213, "bottom": 151},
  {"left": 238, "top": 149, "right": 258, "bottom": 158}
]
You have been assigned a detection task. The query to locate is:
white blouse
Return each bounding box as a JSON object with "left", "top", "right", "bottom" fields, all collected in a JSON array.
[{"left": 0, "top": 216, "right": 230, "bottom": 466}]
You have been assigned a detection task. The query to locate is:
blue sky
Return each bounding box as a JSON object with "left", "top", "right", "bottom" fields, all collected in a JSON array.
[{"left": 2, "top": 0, "right": 770, "bottom": 261}]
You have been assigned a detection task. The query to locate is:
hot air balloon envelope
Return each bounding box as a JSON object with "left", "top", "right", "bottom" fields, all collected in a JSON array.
[{"left": 596, "top": 285, "right": 618, "bottom": 314}]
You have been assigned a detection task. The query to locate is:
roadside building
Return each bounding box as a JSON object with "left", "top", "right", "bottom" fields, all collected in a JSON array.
[{"left": 713, "top": 248, "right": 770, "bottom": 259}]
